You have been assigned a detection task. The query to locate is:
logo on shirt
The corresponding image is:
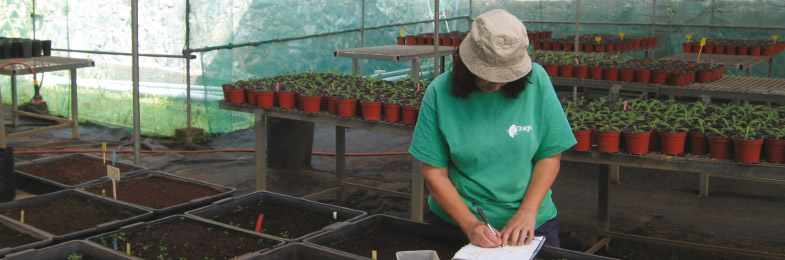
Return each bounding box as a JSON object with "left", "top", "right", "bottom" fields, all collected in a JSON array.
[{"left": 508, "top": 124, "right": 532, "bottom": 138}]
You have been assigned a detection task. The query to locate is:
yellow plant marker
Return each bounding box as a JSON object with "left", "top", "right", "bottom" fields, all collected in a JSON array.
[
  {"left": 20, "top": 210, "right": 24, "bottom": 223},
  {"left": 774, "top": 35, "right": 779, "bottom": 44},
  {"left": 372, "top": 250, "right": 377, "bottom": 260},
  {"left": 697, "top": 38, "right": 707, "bottom": 62},
  {"left": 619, "top": 32, "right": 625, "bottom": 41},
  {"left": 595, "top": 36, "right": 602, "bottom": 44},
  {"left": 126, "top": 243, "right": 131, "bottom": 255},
  {"left": 102, "top": 142, "right": 107, "bottom": 164},
  {"left": 399, "top": 30, "right": 405, "bottom": 36},
  {"left": 686, "top": 34, "right": 692, "bottom": 43}
]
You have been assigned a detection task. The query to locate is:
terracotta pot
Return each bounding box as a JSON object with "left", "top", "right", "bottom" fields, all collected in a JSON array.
[
  {"left": 596, "top": 44, "right": 606, "bottom": 53},
  {"left": 595, "top": 130, "right": 621, "bottom": 153},
  {"left": 325, "top": 96, "right": 338, "bottom": 114},
  {"left": 635, "top": 69, "right": 651, "bottom": 83},
  {"left": 558, "top": 65, "right": 574, "bottom": 78},
  {"left": 714, "top": 45, "right": 725, "bottom": 54},
  {"left": 589, "top": 66, "right": 604, "bottom": 80},
  {"left": 704, "top": 44, "right": 715, "bottom": 54},
  {"left": 737, "top": 46, "right": 749, "bottom": 55},
  {"left": 688, "top": 132, "right": 708, "bottom": 155},
  {"left": 245, "top": 88, "right": 257, "bottom": 106},
  {"left": 255, "top": 91, "right": 275, "bottom": 108},
  {"left": 604, "top": 67, "right": 620, "bottom": 81},
  {"left": 633, "top": 39, "right": 641, "bottom": 48},
  {"left": 542, "top": 41, "right": 553, "bottom": 50},
  {"left": 658, "top": 131, "right": 687, "bottom": 155},
  {"left": 670, "top": 73, "right": 688, "bottom": 86},
  {"left": 402, "top": 106, "right": 418, "bottom": 125},
  {"left": 574, "top": 66, "right": 589, "bottom": 79},
  {"left": 544, "top": 64, "right": 559, "bottom": 77},
  {"left": 383, "top": 103, "right": 401, "bottom": 123},
  {"left": 681, "top": 43, "right": 692, "bottom": 53},
  {"left": 750, "top": 46, "right": 762, "bottom": 56},
  {"left": 623, "top": 131, "right": 651, "bottom": 155},
  {"left": 405, "top": 36, "right": 416, "bottom": 45},
  {"left": 336, "top": 98, "right": 358, "bottom": 117},
  {"left": 571, "top": 129, "right": 592, "bottom": 151},
  {"left": 532, "top": 40, "right": 543, "bottom": 50},
  {"left": 553, "top": 42, "right": 563, "bottom": 51},
  {"left": 697, "top": 70, "right": 713, "bottom": 83},
  {"left": 360, "top": 101, "right": 383, "bottom": 121},
  {"left": 619, "top": 68, "right": 635, "bottom": 82},
  {"left": 725, "top": 45, "right": 737, "bottom": 55},
  {"left": 276, "top": 92, "right": 296, "bottom": 109},
  {"left": 300, "top": 95, "right": 322, "bottom": 113},
  {"left": 712, "top": 66, "right": 725, "bottom": 80},
  {"left": 227, "top": 88, "right": 246, "bottom": 104},
  {"left": 763, "top": 138, "right": 785, "bottom": 163},
  {"left": 763, "top": 45, "right": 775, "bottom": 55},
  {"left": 707, "top": 134, "right": 732, "bottom": 160},
  {"left": 396, "top": 37, "right": 405, "bottom": 45},
  {"left": 733, "top": 137, "right": 763, "bottom": 163},
  {"left": 583, "top": 43, "right": 594, "bottom": 52},
  {"left": 221, "top": 84, "right": 232, "bottom": 101},
  {"left": 652, "top": 71, "right": 669, "bottom": 84},
  {"left": 564, "top": 42, "right": 575, "bottom": 51}
]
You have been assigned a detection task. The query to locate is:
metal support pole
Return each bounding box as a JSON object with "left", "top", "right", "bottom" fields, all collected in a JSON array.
[
  {"left": 574, "top": 0, "right": 581, "bottom": 54},
  {"left": 360, "top": 0, "right": 365, "bottom": 76},
  {"left": 599, "top": 164, "right": 610, "bottom": 232},
  {"left": 699, "top": 172, "right": 710, "bottom": 197},
  {"left": 0, "top": 79, "right": 5, "bottom": 148},
  {"left": 650, "top": 0, "right": 656, "bottom": 59},
  {"left": 11, "top": 76, "right": 17, "bottom": 127},
  {"left": 255, "top": 112, "right": 266, "bottom": 190},
  {"left": 70, "top": 69, "right": 79, "bottom": 140},
  {"left": 769, "top": 57, "right": 774, "bottom": 78},
  {"left": 185, "top": 0, "right": 193, "bottom": 142},
  {"left": 433, "top": 0, "right": 440, "bottom": 78},
  {"left": 132, "top": 0, "right": 141, "bottom": 165},
  {"left": 336, "top": 126, "right": 346, "bottom": 202},
  {"left": 411, "top": 59, "right": 421, "bottom": 83},
  {"left": 411, "top": 160, "right": 424, "bottom": 222},
  {"left": 610, "top": 164, "right": 620, "bottom": 184}
]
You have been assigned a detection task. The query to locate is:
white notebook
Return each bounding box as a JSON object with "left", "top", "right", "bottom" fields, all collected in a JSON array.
[{"left": 452, "top": 236, "right": 545, "bottom": 260}]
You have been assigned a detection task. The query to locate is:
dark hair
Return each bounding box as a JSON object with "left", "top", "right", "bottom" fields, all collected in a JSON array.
[{"left": 451, "top": 51, "right": 531, "bottom": 99}]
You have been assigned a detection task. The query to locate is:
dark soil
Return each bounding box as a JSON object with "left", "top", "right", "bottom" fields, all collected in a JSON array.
[
  {"left": 1, "top": 194, "right": 137, "bottom": 235},
  {"left": 0, "top": 222, "right": 42, "bottom": 248},
  {"left": 64, "top": 253, "right": 100, "bottom": 260},
  {"left": 83, "top": 175, "right": 223, "bottom": 209},
  {"left": 18, "top": 157, "right": 137, "bottom": 186},
  {"left": 597, "top": 227, "right": 785, "bottom": 260},
  {"left": 212, "top": 201, "right": 344, "bottom": 240},
  {"left": 92, "top": 217, "right": 279, "bottom": 260},
  {"left": 328, "top": 227, "right": 466, "bottom": 260}
]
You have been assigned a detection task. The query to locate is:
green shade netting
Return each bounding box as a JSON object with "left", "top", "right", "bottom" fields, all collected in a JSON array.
[{"left": 1, "top": 0, "right": 783, "bottom": 136}]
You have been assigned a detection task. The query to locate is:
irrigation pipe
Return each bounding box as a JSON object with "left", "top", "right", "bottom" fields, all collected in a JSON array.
[
  {"left": 0, "top": 62, "right": 37, "bottom": 84},
  {"left": 13, "top": 149, "right": 410, "bottom": 156}
]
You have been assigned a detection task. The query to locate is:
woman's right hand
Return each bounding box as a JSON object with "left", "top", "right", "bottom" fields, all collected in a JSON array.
[{"left": 466, "top": 220, "right": 502, "bottom": 248}]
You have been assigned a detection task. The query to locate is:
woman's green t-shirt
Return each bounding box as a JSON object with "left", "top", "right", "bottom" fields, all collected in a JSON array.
[{"left": 409, "top": 63, "right": 576, "bottom": 229}]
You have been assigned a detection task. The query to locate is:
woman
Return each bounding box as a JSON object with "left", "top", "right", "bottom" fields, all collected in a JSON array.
[{"left": 408, "top": 9, "right": 576, "bottom": 248}]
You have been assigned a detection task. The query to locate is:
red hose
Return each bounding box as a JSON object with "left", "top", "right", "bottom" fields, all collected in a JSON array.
[
  {"left": 0, "top": 62, "right": 37, "bottom": 83},
  {"left": 13, "top": 149, "right": 410, "bottom": 156}
]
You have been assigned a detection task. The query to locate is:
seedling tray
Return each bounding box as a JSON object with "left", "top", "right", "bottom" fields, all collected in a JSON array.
[
  {"left": 0, "top": 189, "right": 152, "bottom": 242},
  {"left": 249, "top": 242, "right": 361, "bottom": 260},
  {"left": 81, "top": 171, "right": 235, "bottom": 217},
  {"left": 3, "top": 240, "right": 140, "bottom": 260},
  {"left": 186, "top": 190, "right": 366, "bottom": 242},
  {"left": 0, "top": 215, "right": 52, "bottom": 257},
  {"left": 15, "top": 153, "right": 147, "bottom": 189}
]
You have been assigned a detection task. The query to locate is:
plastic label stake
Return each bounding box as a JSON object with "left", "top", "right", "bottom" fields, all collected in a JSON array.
[
  {"left": 255, "top": 214, "right": 264, "bottom": 232},
  {"left": 112, "top": 150, "right": 116, "bottom": 166},
  {"left": 276, "top": 82, "right": 280, "bottom": 92},
  {"left": 399, "top": 30, "right": 405, "bottom": 36},
  {"left": 107, "top": 165, "right": 121, "bottom": 199},
  {"left": 20, "top": 210, "right": 24, "bottom": 223},
  {"left": 126, "top": 243, "right": 131, "bottom": 255},
  {"left": 686, "top": 34, "right": 692, "bottom": 43},
  {"left": 102, "top": 189, "right": 106, "bottom": 197},
  {"left": 623, "top": 101, "right": 628, "bottom": 111},
  {"left": 697, "top": 38, "right": 707, "bottom": 63},
  {"left": 102, "top": 142, "right": 107, "bottom": 164},
  {"left": 333, "top": 211, "right": 337, "bottom": 220},
  {"left": 595, "top": 36, "right": 602, "bottom": 44},
  {"left": 773, "top": 35, "right": 779, "bottom": 44},
  {"left": 416, "top": 83, "right": 421, "bottom": 92},
  {"left": 619, "top": 32, "right": 625, "bottom": 41},
  {"left": 113, "top": 237, "right": 118, "bottom": 250},
  {"left": 372, "top": 250, "right": 377, "bottom": 260}
]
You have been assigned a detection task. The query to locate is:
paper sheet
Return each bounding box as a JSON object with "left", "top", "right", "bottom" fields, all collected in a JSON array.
[{"left": 452, "top": 236, "right": 545, "bottom": 260}]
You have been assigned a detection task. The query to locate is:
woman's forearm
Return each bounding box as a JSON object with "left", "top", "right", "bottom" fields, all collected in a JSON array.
[
  {"left": 518, "top": 153, "right": 562, "bottom": 215},
  {"left": 421, "top": 163, "right": 480, "bottom": 233}
]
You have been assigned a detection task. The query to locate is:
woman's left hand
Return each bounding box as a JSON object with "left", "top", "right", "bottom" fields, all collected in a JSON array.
[{"left": 499, "top": 210, "right": 537, "bottom": 246}]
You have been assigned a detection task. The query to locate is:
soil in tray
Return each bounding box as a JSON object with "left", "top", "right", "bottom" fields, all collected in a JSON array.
[
  {"left": 0, "top": 222, "right": 42, "bottom": 249},
  {"left": 83, "top": 176, "right": 222, "bottom": 209},
  {"left": 63, "top": 253, "right": 101, "bottom": 260},
  {"left": 1, "top": 195, "right": 138, "bottom": 235},
  {"left": 213, "top": 201, "right": 345, "bottom": 239},
  {"left": 328, "top": 228, "right": 466, "bottom": 260},
  {"left": 18, "top": 157, "right": 137, "bottom": 186},
  {"left": 94, "top": 217, "right": 279, "bottom": 260}
]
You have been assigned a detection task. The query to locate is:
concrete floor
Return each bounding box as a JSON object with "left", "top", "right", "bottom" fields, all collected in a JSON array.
[{"left": 5, "top": 107, "right": 785, "bottom": 259}]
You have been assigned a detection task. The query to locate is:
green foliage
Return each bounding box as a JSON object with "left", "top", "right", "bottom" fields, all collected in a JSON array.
[{"left": 67, "top": 253, "right": 83, "bottom": 260}]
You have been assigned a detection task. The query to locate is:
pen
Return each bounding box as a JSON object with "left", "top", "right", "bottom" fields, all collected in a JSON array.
[{"left": 476, "top": 207, "right": 497, "bottom": 236}]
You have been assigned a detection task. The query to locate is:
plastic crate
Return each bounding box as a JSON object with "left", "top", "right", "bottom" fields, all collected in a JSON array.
[
  {"left": 79, "top": 171, "right": 235, "bottom": 217},
  {"left": 0, "top": 189, "right": 152, "bottom": 242},
  {"left": 3, "top": 240, "right": 140, "bottom": 260},
  {"left": 248, "top": 242, "right": 362, "bottom": 260},
  {"left": 15, "top": 153, "right": 147, "bottom": 189},
  {"left": 0, "top": 215, "right": 53, "bottom": 257},
  {"left": 87, "top": 215, "right": 285, "bottom": 260},
  {"left": 186, "top": 190, "right": 366, "bottom": 242}
]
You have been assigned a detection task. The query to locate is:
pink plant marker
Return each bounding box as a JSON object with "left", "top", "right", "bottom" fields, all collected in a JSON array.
[
  {"left": 255, "top": 214, "right": 264, "bottom": 232},
  {"left": 623, "top": 101, "right": 628, "bottom": 111},
  {"left": 416, "top": 83, "right": 421, "bottom": 91},
  {"left": 276, "top": 82, "right": 280, "bottom": 92},
  {"left": 332, "top": 84, "right": 335, "bottom": 89},
  {"left": 575, "top": 58, "right": 579, "bottom": 65}
]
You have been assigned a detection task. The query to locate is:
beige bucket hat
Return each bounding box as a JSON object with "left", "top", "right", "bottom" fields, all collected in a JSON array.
[{"left": 459, "top": 9, "right": 532, "bottom": 83}]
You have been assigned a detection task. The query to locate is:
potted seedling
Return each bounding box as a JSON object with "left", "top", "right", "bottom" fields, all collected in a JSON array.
[
  {"left": 732, "top": 119, "right": 763, "bottom": 163},
  {"left": 763, "top": 126, "right": 785, "bottom": 163}
]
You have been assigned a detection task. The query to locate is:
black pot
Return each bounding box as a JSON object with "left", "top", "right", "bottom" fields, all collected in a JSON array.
[
  {"left": 31, "top": 40, "right": 42, "bottom": 57},
  {"left": 41, "top": 40, "right": 52, "bottom": 56},
  {"left": 10, "top": 41, "right": 23, "bottom": 58},
  {"left": 20, "top": 39, "right": 33, "bottom": 58}
]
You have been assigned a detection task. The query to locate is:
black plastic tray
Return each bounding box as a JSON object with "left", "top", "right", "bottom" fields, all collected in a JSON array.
[
  {"left": 186, "top": 190, "right": 366, "bottom": 242},
  {"left": 248, "top": 242, "right": 362, "bottom": 259},
  {"left": 0, "top": 215, "right": 53, "bottom": 257},
  {"left": 3, "top": 240, "right": 140, "bottom": 260},
  {"left": 15, "top": 153, "right": 147, "bottom": 189},
  {"left": 0, "top": 189, "right": 152, "bottom": 242},
  {"left": 80, "top": 171, "right": 235, "bottom": 217}
]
